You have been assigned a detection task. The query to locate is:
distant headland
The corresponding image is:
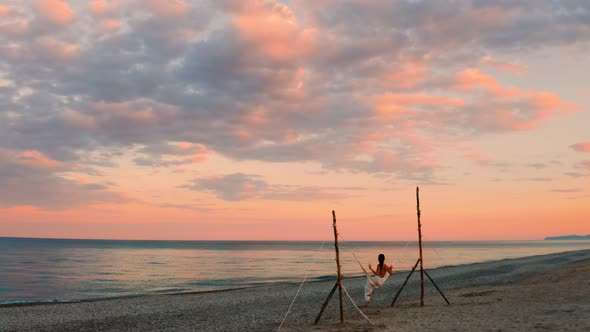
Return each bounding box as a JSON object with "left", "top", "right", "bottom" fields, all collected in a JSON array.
[{"left": 544, "top": 234, "right": 590, "bottom": 240}]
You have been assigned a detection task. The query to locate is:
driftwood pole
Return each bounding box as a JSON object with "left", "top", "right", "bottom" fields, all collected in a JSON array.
[
  {"left": 332, "top": 210, "right": 344, "bottom": 323},
  {"left": 391, "top": 258, "right": 420, "bottom": 306},
  {"left": 314, "top": 282, "right": 338, "bottom": 324},
  {"left": 417, "top": 187, "right": 425, "bottom": 307},
  {"left": 390, "top": 187, "right": 449, "bottom": 307}
]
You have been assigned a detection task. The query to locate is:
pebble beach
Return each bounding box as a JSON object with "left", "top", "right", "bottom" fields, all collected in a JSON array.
[{"left": 1, "top": 249, "right": 589, "bottom": 331}]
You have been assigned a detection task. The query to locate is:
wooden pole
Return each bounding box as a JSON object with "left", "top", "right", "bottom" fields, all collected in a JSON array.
[
  {"left": 314, "top": 282, "right": 339, "bottom": 324},
  {"left": 332, "top": 210, "right": 344, "bottom": 323},
  {"left": 391, "top": 258, "right": 420, "bottom": 307},
  {"left": 417, "top": 187, "right": 425, "bottom": 307},
  {"left": 424, "top": 270, "right": 450, "bottom": 305}
]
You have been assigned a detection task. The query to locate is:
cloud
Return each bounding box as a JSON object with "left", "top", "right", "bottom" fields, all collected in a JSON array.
[
  {"left": 147, "top": 0, "right": 191, "bottom": 18},
  {"left": 0, "top": 0, "right": 589, "bottom": 208},
  {"left": 183, "top": 173, "right": 361, "bottom": 201},
  {"left": 550, "top": 188, "right": 584, "bottom": 193},
  {"left": 570, "top": 142, "right": 590, "bottom": 152},
  {"left": 480, "top": 56, "right": 527, "bottom": 74},
  {"left": 527, "top": 177, "right": 552, "bottom": 182},
  {"left": 527, "top": 163, "right": 547, "bottom": 169},
  {"left": 88, "top": 0, "right": 119, "bottom": 17},
  {"left": 575, "top": 160, "right": 590, "bottom": 169},
  {"left": 36, "top": 0, "right": 74, "bottom": 25},
  {"left": 0, "top": 148, "right": 126, "bottom": 209}
]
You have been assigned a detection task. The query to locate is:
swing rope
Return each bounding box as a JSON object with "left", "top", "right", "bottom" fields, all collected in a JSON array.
[{"left": 276, "top": 240, "right": 327, "bottom": 332}]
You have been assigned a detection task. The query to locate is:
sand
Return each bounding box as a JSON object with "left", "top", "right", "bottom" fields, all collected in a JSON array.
[{"left": 0, "top": 249, "right": 589, "bottom": 332}]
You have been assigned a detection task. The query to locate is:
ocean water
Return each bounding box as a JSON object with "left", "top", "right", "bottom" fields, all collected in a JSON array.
[{"left": 0, "top": 237, "right": 588, "bottom": 304}]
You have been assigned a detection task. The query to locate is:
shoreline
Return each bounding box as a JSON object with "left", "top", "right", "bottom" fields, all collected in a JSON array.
[
  {"left": 0, "top": 249, "right": 588, "bottom": 331},
  {"left": 1, "top": 248, "right": 587, "bottom": 308}
]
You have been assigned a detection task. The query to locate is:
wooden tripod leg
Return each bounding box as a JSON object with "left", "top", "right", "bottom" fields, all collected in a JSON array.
[
  {"left": 314, "top": 281, "right": 339, "bottom": 324},
  {"left": 424, "top": 270, "right": 450, "bottom": 305},
  {"left": 391, "top": 258, "right": 420, "bottom": 307}
]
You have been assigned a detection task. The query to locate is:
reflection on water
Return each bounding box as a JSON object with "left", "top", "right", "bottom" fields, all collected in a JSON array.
[{"left": 0, "top": 238, "right": 588, "bottom": 303}]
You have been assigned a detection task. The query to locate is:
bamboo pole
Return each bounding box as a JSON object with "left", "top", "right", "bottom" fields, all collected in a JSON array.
[
  {"left": 390, "top": 258, "right": 420, "bottom": 307},
  {"left": 417, "top": 187, "right": 425, "bottom": 307},
  {"left": 332, "top": 210, "right": 344, "bottom": 323}
]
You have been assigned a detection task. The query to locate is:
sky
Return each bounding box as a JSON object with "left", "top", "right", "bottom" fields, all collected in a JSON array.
[{"left": 0, "top": 0, "right": 589, "bottom": 241}]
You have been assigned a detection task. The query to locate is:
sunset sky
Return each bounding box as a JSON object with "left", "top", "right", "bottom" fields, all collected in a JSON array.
[{"left": 0, "top": 0, "right": 589, "bottom": 241}]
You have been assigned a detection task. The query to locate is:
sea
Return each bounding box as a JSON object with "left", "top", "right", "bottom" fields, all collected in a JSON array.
[{"left": 1, "top": 237, "right": 589, "bottom": 305}]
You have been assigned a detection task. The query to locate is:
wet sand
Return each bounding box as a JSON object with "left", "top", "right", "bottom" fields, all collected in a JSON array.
[{"left": 0, "top": 249, "right": 589, "bottom": 331}]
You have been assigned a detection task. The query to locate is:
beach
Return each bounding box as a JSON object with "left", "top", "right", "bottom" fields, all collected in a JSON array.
[{"left": 0, "top": 249, "right": 588, "bottom": 331}]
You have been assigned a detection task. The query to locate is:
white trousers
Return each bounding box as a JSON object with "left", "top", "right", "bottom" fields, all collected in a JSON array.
[{"left": 364, "top": 273, "right": 390, "bottom": 302}]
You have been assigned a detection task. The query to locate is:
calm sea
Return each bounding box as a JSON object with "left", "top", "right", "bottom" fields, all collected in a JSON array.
[{"left": 0, "top": 237, "right": 588, "bottom": 304}]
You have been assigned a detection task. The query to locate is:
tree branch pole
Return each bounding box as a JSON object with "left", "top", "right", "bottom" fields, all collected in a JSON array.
[
  {"left": 314, "top": 282, "right": 338, "bottom": 324},
  {"left": 332, "top": 210, "right": 344, "bottom": 323},
  {"left": 424, "top": 270, "right": 450, "bottom": 305},
  {"left": 391, "top": 258, "right": 420, "bottom": 307},
  {"left": 417, "top": 187, "right": 425, "bottom": 307}
]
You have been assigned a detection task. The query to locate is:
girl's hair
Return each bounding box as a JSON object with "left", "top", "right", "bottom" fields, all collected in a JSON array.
[{"left": 378, "top": 254, "right": 385, "bottom": 272}]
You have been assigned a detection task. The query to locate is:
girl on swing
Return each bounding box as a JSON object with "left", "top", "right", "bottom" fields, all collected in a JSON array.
[{"left": 364, "top": 253, "right": 394, "bottom": 306}]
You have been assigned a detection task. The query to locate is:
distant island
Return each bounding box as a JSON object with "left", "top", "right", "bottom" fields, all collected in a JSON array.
[{"left": 545, "top": 234, "right": 590, "bottom": 240}]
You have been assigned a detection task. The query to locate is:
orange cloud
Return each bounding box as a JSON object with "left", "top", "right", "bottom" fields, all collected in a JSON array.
[
  {"left": 192, "top": 155, "right": 207, "bottom": 163},
  {"left": 0, "top": 6, "right": 7, "bottom": 16},
  {"left": 570, "top": 142, "right": 590, "bottom": 152},
  {"left": 88, "top": 0, "right": 119, "bottom": 17},
  {"left": 232, "top": 1, "right": 316, "bottom": 62},
  {"left": 36, "top": 0, "right": 74, "bottom": 25},
  {"left": 148, "top": 0, "right": 191, "bottom": 17}
]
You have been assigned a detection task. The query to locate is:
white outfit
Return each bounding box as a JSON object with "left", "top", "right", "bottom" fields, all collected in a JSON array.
[{"left": 364, "top": 272, "right": 390, "bottom": 302}]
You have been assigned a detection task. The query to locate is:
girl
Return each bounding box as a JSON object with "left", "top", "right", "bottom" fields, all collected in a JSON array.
[{"left": 364, "top": 253, "right": 394, "bottom": 305}]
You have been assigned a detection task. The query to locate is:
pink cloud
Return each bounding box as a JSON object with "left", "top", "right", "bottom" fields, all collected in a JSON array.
[
  {"left": 454, "top": 68, "right": 511, "bottom": 95},
  {"left": 480, "top": 56, "right": 527, "bottom": 75},
  {"left": 93, "top": 102, "right": 159, "bottom": 125},
  {"left": 382, "top": 61, "right": 430, "bottom": 89},
  {"left": 469, "top": 92, "right": 578, "bottom": 131},
  {"left": 370, "top": 93, "right": 465, "bottom": 120},
  {"left": 461, "top": 146, "right": 490, "bottom": 165},
  {"left": 0, "top": 6, "right": 7, "bottom": 16},
  {"left": 148, "top": 0, "right": 191, "bottom": 17},
  {"left": 0, "top": 20, "right": 30, "bottom": 36},
  {"left": 570, "top": 142, "right": 590, "bottom": 152},
  {"left": 35, "top": 36, "right": 80, "bottom": 61},
  {"left": 36, "top": 0, "right": 74, "bottom": 25},
  {"left": 88, "top": 0, "right": 119, "bottom": 17},
  {"left": 192, "top": 155, "right": 207, "bottom": 163},
  {"left": 232, "top": 1, "right": 316, "bottom": 63},
  {"left": 166, "top": 142, "right": 209, "bottom": 156},
  {"left": 452, "top": 69, "right": 580, "bottom": 131},
  {"left": 16, "top": 150, "right": 61, "bottom": 168},
  {"left": 100, "top": 19, "right": 123, "bottom": 31},
  {"left": 63, "top": 109, "right": 98, "bottom": 130}
]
